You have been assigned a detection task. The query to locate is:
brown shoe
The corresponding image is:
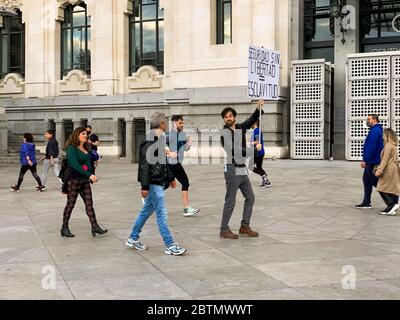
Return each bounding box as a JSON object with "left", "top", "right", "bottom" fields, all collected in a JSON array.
[
  {"left": 239, "top": 225, "right": 259, "bottom": 238},
  {"left": 220, "top": 229, "right": 239, "bottom": 239}
]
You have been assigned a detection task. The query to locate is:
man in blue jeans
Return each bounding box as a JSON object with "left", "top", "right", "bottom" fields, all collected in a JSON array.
[
  {"left": 355, "top": 114, "right": 384, "bottom": 209},
  {"left": 126, "top": 112, "right": 186, "bottom": 256}
]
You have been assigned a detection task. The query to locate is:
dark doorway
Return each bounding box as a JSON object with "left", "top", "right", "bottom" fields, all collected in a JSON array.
[
  {"left": 63, "top": 120, "right": 73, "bottom": 147},
  {"left": 119, "top": 119, "right": 126, "bottom": 158},
  {"left": 134, "top": 118, "right": 146, "bottom": 163}
]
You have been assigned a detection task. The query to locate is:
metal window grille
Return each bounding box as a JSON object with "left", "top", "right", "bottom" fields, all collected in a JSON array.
[
  {"left": 291, "top": 59, "right": 333, "bottom": 159},
  {"left": 346, "top": 52, "right": 399, "bottom": 160}
]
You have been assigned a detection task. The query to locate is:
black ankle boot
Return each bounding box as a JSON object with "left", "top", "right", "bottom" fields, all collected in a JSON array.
[
  {"left": 61, "top": 226, "right": 75, "bottom": 238},
  {"left": 91, "top": 225, "right": 108, "bottom": 237}
]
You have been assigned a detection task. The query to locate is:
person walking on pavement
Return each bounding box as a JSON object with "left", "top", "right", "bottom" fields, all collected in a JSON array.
[
  {"left": 85, "top": 125, "right": 100, "bottom": 174},
  {"left": 10, "top": 133, "right": 45, "bottom": 193},
  {"left": 219, "top": 99, "right": 264, "bottom": 239},
  {"left": 126, "top": 112, "right": 186, "bottom": 256},
  {"left": 166, "top": 115, "right": 200, "bottom": 217},
  {"left": 251, "top": 120, "right": 271, "bottom": 188},
  {"left": 39, "top": 130, "right": 62, "bottom": 188},
  {"left": 375, "top": 128, "right": 400, "bottom": 216},
  {"left": 61, "top": 127, "right": 108, "bottom": 238},
  {"left": 355, "top": 114, "right": 384, "bottom": 209}
]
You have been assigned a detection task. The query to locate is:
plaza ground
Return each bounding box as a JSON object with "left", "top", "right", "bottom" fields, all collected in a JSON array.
[{"left": 1, "top": 160, "right": 400, "bottom": 300}]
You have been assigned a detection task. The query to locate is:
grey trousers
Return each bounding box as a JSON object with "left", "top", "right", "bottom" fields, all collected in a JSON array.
[
  {"left": 41, "top": 158, "right": 60, "bottom": 186},
  {"left": 221, "top": 165, "right": 255, "bottom": 231}
]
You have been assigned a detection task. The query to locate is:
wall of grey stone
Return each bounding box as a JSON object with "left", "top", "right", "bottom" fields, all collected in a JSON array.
[
  {"left": 0, "top": 107, "right": 7, "bottom": 155},
  {"left": 1, "top": 86, "right": 290, "bottom": 161}
]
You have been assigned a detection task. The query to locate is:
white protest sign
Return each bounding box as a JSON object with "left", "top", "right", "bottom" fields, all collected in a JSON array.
[{"left": 248, "top": 45, "right": 280, "bottom": 100}]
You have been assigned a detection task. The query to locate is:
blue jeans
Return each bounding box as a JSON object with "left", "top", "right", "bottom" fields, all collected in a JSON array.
[{"left": 130, "top": 184, "right": 174, "bottom": 247}]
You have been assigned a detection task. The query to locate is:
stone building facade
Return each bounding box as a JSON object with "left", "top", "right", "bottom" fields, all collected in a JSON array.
[
  {"left": 2, "top": 0, "right": 399, "bottom": 161},
  {"left": 0, "top": 0, "right": 296, "bottom": 161}
]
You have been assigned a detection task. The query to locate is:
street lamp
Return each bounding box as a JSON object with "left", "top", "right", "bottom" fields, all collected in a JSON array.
[
  {"left": 330, "top": 0, "right": 351, "bottom": 44},
  {"left": 0, "top": 6, "right": 18, "bottom": 17}
]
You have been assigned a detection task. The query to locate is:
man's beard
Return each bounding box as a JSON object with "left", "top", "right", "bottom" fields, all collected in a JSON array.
[{"left": 225, "top": 121, "right": 234, "bottom": 127}]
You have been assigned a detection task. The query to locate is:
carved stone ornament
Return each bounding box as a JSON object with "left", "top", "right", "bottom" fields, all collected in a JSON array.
[
  {"left": 0, "top": 73, "right": 25, "bottom": 95},
  {"left": 57, "top": 0, "right": 83, "bottom": 8},
  {"left": 58, "top": 69, "right": 91, "bottom": 94},
  {"left": 127, "top": 65, "right": 163, "bottom": 91},
  {"left": 0, "top": 0, "right": 22, "bottom": 10}
]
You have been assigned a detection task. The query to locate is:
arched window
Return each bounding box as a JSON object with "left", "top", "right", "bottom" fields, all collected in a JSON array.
[
  {"left": 129, "top": 0, "right": 164, "bottom": 74},
  {"left": 0, "top": 10, "right": 25, "bottom": 79},
  {"left": 61, "top": 2, "right": 91, "bottom": 78}
]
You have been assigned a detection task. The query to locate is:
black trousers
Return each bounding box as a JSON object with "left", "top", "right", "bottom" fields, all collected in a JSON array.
[
  {"left": 362, "top": 164, "right": 379, "bottom": 205},
  {"left": 169, "top": 163, "right": 190, "bottom": 191},
  {"left": 253, "top": 155, "right": 267, "bottom": 177},
  {"left": 379, "top": 192, "right": 399, "bottom": 207},
  {"left": 17, "top": 164, "right": 43, "bottom": 187}
]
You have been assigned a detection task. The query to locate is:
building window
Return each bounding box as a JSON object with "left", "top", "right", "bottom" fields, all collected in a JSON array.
[
  {"left": 360, "top": 0, "right": 400, "bottom": 52},
  {"left": 216, "top": 0, "right": 232, "bottom": 44},
  {"left": 129, "top": 0, "right": 164, "bottom": 74},
  {"left": 304, "top": 0, "right": 335, "bottom": 63},
  {"left": 0, "top": 10, "right": 25, "bottom": 79},
  {"left": 61, "top": 3, "right": 91, "bottom": 78}
]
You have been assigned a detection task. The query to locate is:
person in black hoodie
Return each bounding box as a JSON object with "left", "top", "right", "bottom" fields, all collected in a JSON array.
[
  {"left": 39, "top": 130, "right": 61, "bottom": 188},
  {"left": 125, "top": 112, "right": 186, "bottom": 256}
]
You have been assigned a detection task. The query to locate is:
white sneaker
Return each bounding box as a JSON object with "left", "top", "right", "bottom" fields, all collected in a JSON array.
[
  {"left": 183, "top": 206, "right": 200, "bottom": 217},
  {"left": 165, "top": 243, "right": 186, "bottom": 256},
  {"left": 125, "top": 238, "right": 148, "bottom": 251},
  {"left": 387, "top": 204, "right": 400, "bottom": 216}
]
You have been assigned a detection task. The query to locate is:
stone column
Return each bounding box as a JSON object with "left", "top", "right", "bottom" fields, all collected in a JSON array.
[
  {"left": 55, "top": 120, "right": 65, "bottom": 149},
  {"left": 332, "top": 0, "right": 360, "bottom": 159},
  {"left": 73, "top": 120, "right": 82, "bottom": 130},
  {"left": 0, "top": 107, "right": 8, "bottom": 155},
  {"left": 125, "top": 119, "right": 134, "bottom": 162}
]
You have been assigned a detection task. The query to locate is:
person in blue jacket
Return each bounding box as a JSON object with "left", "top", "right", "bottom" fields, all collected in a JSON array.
[
  {"left": 251, "top": 120, "right": 271, "bottom": 188},
  {"left": 355, "top": 114, "right": 384, "bottom": 209},
  {"left": 10, "top": 133, "right": 45, "bottom": 192}
]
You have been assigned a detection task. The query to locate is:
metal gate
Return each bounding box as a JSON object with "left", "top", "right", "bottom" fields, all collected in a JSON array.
[
  {"left": 346, "top": 52, "right": 399, "bottom": 160},
  {"left": 134, "top": 118, "right": 146, "bottom": 163},
  {"left": 291, "top": 59, "right": 333, "bottom": 159},
  {"left": 119, "top": 119, "right": 126, "bottom": 158},
  {"left": 63, "top": 119, "right": 73, "bottom": 144}
]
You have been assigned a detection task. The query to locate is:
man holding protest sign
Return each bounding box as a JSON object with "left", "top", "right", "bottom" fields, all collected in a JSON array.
[
  {"left": 220, "top": 99, "right": 265, "bottom": 240},
  {"left": 217, "top": 45, "right": 280, "bottom": 240}
]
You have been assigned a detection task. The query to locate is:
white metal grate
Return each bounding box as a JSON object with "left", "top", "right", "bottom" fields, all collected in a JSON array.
[
  {"left": 346, "top": 53, "right": 400, "bottom": 160},
  {"left": 291, "top": 59, "right": 332, "bottom": 159}
]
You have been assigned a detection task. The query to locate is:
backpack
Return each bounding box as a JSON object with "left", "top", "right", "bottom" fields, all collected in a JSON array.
[{"left": 58, "top": 157, "right": 69, "bottom": 183}]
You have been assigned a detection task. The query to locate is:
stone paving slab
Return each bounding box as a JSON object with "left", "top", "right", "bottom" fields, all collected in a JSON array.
[{"left": 1, "top": 160, "right": 400, "bottom": 300}]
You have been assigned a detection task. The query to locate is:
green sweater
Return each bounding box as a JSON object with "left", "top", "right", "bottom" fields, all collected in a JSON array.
[{"left": 66, "top": 145, "right": 92, "bottom": 179}]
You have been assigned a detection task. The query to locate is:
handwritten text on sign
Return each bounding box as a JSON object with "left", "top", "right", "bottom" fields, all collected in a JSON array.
[{"left": 248, "top": 46, "right": 280, "bottom": 100}]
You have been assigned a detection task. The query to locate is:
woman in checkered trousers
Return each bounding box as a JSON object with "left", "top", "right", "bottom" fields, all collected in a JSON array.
[{"left": 61, "top": 127, "right": 108, "bottom": 238}]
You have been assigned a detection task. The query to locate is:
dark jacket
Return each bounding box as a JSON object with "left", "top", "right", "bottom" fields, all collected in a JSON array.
[
  {"left": 138, "top": 135, "right": 175, "bottom": 191},
  {"left": 221, "top": 108, "right": 264, "bottom": 166},
  {"left": 45, "top": 139, "right": 59, "bottom": 159},
  {"left": 20, "top": 142, "right": 37, "bottom": 165},
  {"left": 363, "top": 124, "right": 384, "bottom": 165}
]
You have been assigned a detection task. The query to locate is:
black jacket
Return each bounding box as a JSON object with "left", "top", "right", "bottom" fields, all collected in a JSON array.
[
  {"left": 46, "top": 139, "right": 59, "bottom": 159},
  {"left": 138, "top": 135, "right": 175, "bottom": 191},
  {"left": 221, "top": 108, "right": 264, "bottom": 166}
]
